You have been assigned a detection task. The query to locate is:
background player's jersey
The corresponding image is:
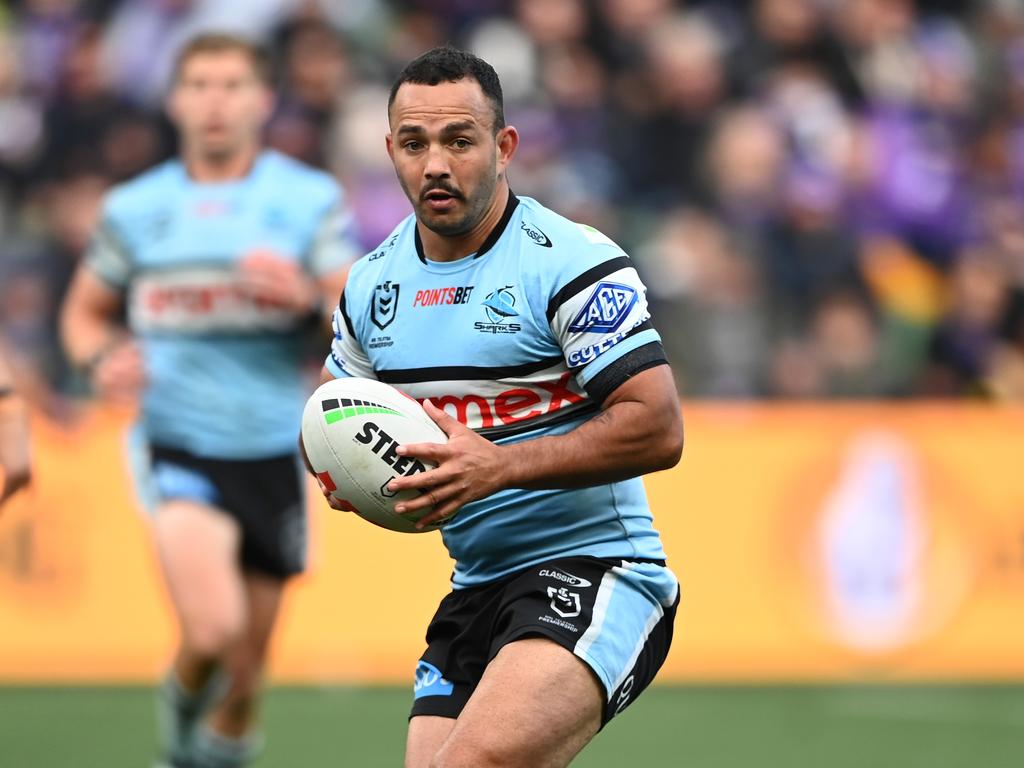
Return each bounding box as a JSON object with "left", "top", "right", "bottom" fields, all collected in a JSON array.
[
  {"left": 85, "top": 150, "right": 359, "bottom": 459},
  {"left": 327, "top": 194, "right": 670, "bottom": 587}
]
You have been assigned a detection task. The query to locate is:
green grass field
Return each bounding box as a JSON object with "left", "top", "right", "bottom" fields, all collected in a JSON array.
[{"left": 0, "top": 685, "right": 1021, "bottom": 767}]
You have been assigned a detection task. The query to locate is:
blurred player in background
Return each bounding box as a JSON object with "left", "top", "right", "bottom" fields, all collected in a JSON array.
[
  {"left": 315, "top": 46, "right": 683, "bottom": 768},
  {"left": 0, "top": 347, "right": 31, "bottom": 507},
  {"left": 59, "top": 33, "right": 358, "bottom": 768}
]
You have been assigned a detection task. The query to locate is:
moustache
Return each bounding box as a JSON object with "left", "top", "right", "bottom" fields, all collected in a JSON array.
[{"left": 420, "top": 183, "right": 463, "bottom": 201}]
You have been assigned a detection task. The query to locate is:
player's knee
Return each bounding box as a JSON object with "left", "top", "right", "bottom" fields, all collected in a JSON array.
[
  {"left": 182, "top": 618, "right": 242, "bottom": 659},
  {"left": 430, "top": 740, "right": 518, "bottom": 768}
]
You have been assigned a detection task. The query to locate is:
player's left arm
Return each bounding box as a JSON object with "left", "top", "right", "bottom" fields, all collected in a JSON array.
[{"left": 389, "top": 363, "right": 682, "bottom": 528}]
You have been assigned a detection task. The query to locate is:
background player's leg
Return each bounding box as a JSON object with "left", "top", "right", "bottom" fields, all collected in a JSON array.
[
  {"left": 426, "top": 638, "right": 603, "bottom": 768},
  {"left": 406, "top": 716, "right": 456, "bottom": 768},
  {"left": 204, "top": 572, "right": 284, "bottom": 735},
  {"left": 152, "top": 500, "right": 246, "bottom": 766},
  {"left": 191, "top": 572, "right": 283, "bottom": 767}
]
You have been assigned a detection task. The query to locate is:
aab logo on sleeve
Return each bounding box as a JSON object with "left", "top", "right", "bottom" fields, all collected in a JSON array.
[{"left": 568, "top": 281, "right": 638, "bottom": 334}]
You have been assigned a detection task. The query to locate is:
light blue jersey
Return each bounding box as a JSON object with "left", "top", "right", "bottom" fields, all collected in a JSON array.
[
  {"left": 85, "top": 150, "right": 359, "bottom": 459},
  {"left": 326, "top": 194, "right": 670, "bottom": 587}
]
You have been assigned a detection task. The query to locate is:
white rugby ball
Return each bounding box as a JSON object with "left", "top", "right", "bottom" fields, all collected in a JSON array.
[{"left": 301, "top": 377, "right": 449, "bottom": 533}]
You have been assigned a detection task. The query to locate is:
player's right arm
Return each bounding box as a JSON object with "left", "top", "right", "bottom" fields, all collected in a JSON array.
[{"left": 59, "top": 205, "right": 145, "bottom": 403}]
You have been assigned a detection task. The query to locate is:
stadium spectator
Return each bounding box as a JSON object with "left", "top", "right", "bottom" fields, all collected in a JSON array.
[{"left": 0, "top": 0, "right": 1023, "bottom": 401}]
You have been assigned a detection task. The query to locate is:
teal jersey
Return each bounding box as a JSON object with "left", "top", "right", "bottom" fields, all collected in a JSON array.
[
  {"left": 326, "top": 194, "right": 670, "bottom": 587},
  {"left": 85, "top": 150, "right": 359, "bottom": 459}
]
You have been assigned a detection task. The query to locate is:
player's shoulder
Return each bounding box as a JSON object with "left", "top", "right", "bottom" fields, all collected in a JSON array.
[
  {"left": 259, "top": 150, "right": 340, "bottom": 202},
  {"left": 514, "top": 196, "right": 629, "bottom": 279},
  {"left": 103, "top": 159, "right": 182, "bottom": 219},
  {"left": 346, "top": 215, "right": 415, "bottom": 291}
]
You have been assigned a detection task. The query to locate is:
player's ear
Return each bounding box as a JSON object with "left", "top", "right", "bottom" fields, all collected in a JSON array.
[
  {"left": 496, "top": 125, "right": 518, "bottom": 172},
  {"left": 385, "top": 132, "right": 395, "bottom": 161}
]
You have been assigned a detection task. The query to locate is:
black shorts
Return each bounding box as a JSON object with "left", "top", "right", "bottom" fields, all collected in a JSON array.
[
  {"left": 141, "top": 443, "right": 307, "bottom": 579},
  {"left": 410, "top": 555, "right": 679, "bottom": 727}
]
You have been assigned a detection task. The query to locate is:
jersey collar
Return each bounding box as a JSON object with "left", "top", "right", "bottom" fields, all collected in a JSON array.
[{"left": 415, "top": 192, "right": 520, "bottom": 264}]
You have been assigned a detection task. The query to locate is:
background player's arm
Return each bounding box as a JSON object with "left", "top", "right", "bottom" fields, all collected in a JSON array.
[
  {"left": 0, "top": 348, "right": 31, "bottom": 505},
  {"left": 59, "top": 268, "right": 145, "bottom": 403},
  {"left": 240, "top": 193, "right": 359, "bottom": 328},
  {"left": 389, "top": 364, "right": 683, "bottom": 527}
]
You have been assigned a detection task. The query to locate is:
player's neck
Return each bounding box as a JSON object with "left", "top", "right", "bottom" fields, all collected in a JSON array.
[
  {"left": 182, "top": 144, "right": 261, "bottom": 183},
  {"left": 418, "top": 183, "right": 510, "bottom": 263}
]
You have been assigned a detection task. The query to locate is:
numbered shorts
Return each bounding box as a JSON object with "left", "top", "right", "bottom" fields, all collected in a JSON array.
[
  {"left": 129, "top": 435, "right": 307, "bottom": 579},
  {"left": 410, "top": 555, "right": 680, "bottom": 727}
]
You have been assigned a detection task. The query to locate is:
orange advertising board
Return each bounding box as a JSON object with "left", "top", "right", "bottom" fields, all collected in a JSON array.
[{"left": 0, "top": 404, "right": 1021, "bottom": 682}]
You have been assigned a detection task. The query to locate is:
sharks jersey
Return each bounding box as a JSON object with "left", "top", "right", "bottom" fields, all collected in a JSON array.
[
  {"left": 85, "top": 150, "right": 359, "bottom": 459},
  {"left": 326, "top": 194, "right": 670, "bottom": 587}
]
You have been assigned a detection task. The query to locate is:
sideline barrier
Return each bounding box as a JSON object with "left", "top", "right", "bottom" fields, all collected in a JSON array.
[{"left": 0, "top": 404, "right": 1021, "bottom": 682}]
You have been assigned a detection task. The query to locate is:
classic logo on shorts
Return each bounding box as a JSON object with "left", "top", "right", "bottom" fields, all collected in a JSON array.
[
  {"left": 547, "top": 587, "right": 582, "bottom": 618},
  {"left": 568, "top": 281, "right": 638, "bottom": 334},
  {"left": 372, "top": 280, "right": 399, "bottom": 330},
  {"left": 538, "top": 568, "right": 592, "bottom": 588},
  {"left": 414, "top": 661, "right": 454, "bottom": 699},
  {"left": 475, "top": 285, "right": 522, "bottom": 334},
  {"left": 322, "top": 398, "right": 401, "bottom": 424}
]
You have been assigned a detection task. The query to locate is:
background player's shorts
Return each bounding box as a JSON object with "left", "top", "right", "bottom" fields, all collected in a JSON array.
[
  {"left": 129, "top": 434, "right": 307, "bottom": 579},
  {"left": 410, "top": 555, "right": 679, "bottom": 727}
]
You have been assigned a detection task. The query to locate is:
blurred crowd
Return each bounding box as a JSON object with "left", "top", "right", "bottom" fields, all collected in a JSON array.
[{"left": 2, "top": 0, "right": 1024, "bottom": 407}]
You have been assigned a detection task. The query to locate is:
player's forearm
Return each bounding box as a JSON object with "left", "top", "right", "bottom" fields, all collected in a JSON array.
[
  {"left": 60, "top": 286, "right": 125, "bottom": 368},
  {"left": 498, "top": 397, "right": 682, "bottom": 491}
]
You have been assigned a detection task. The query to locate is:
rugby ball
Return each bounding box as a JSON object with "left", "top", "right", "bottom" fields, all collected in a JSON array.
[{"left": 301, "top": 377, "right": 449, "bottom": 533}]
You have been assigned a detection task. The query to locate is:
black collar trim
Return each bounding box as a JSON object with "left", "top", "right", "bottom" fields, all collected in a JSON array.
[{"left": 415, "top": 192, "right": 520, "bottom": 264}]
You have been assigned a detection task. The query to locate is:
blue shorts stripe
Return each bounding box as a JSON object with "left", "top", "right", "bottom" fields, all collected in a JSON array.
[{"left": 572, "top": 562, "right": 679, "bottom": 700}]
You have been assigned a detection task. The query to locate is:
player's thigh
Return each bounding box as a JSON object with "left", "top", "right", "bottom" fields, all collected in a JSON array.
[
  {"left": 152, "top": 499, "right": 245, "bottom": 645},
  {"left": 406, "top": 716, "right": 456, "bottom": 768},
  {"left": 433, "top": 637, "right": 602, "bottom": 768}
]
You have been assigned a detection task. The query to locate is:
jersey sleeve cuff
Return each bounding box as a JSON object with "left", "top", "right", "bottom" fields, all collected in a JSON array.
[{"left": 583, "top": 341, "right": 669, "bottom": 404}]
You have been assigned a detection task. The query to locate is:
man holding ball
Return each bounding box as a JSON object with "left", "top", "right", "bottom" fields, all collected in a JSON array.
[{"left": 315, "top": 46, "right": 683, "bottom": 768}]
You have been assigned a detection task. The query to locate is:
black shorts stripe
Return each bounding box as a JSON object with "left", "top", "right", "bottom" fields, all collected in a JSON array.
[
  {"left": 376, "top": 355, "right": 565, "bottom": 384},
  {"left": 546, "top": 256, "right": 633, "bottom": 322}
]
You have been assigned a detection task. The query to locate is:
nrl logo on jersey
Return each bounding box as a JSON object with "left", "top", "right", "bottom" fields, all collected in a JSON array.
[
  {"left": 568, "top": 281, "right": 637, "bottom": 333},
  {"left": 371, "top": 281, "right": 399, "bottom": 330}
]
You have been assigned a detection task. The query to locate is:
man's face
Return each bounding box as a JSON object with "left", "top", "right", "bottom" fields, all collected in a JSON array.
[
  {"left": 169, "top": 51, "right": 271, "bottom": 160},
  {"left": 387, "top": 79, "right": 514, "bottom": 237}
]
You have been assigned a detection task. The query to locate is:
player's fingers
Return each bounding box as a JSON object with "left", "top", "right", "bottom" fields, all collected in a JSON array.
[
  {"left": 414, "top": 500, "right": 460, "bottom": 529},
  {"left": 420, "top": 400, "right": 466, "bottom": 436},
  {"left": 395, "top": 440, "right": 450, "bottom": 463}
]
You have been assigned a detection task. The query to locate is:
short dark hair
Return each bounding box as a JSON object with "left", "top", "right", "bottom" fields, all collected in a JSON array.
[
  {"left": 388, "top": 45, "right": 505, "bottom": 132},
  {"left": 172, "top": 33, "right": 271, "bottom": 86}
]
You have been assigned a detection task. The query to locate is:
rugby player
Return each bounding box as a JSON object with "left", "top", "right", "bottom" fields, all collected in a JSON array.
[
  {"left": 0, "top": 348, "right": 30, "bottom": 507},
  {"left": 60, "top": 33, "right": 359, "bottom": 768},
  {"left": 313, "top": 46, "right": 683, "bottom": 768}
]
